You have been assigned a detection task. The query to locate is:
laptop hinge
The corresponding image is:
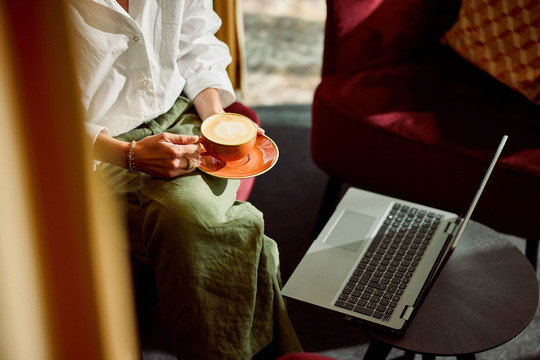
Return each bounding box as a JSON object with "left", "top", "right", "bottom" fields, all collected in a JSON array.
[
  {"left": 444, "top": 221, "right": 458, "bottom": 236},
  {"left": 400, "top": 306, "right": 414, "bottom": 321}
]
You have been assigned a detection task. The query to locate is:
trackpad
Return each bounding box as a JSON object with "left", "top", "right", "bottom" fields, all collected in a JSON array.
[{"left": 323, "top": 210, "right": 376, "bottom": 252}]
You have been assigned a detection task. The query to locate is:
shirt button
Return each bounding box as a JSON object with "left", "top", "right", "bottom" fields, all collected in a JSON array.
[
  {"left": 133, "top": 35, "right": 140, "bottom": 42},
  {"left": 142, "top": 79, "right": 149, "bottom": 86}
]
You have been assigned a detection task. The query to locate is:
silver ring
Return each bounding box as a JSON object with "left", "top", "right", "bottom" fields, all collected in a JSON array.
[{"left": 186, "top": 157, "right": 194, "bottom": 170}]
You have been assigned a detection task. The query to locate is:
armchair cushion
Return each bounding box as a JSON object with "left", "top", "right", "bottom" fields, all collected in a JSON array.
[
  {"left": 314, "top": 45, "right": 540, "bottom": 176},
  {"left": 444, "top": 0, "right": 540, "bottom": 104}
]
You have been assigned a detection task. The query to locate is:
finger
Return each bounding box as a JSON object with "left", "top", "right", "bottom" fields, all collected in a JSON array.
[
  {"left": 163, "top": 132, "right": 200, "bottom": 144},
  {"left": 175, "top": 143, "right": 201, "bottom": 157},
  {"left": 184, "top": 156, "right": 201, "bottom": 172},
  {"left": 182, "top": 135, "right": 200, "bottom": 144},
  {"left": 255, "top": 124, "right": 265, "bottom": 136},
  {"left": 191, "top": 157, "right": 202, "bottom": 168}
]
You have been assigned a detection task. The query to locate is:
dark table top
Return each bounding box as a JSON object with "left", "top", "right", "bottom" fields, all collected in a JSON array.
[{"left": 361, "top": 221, "right": 539, "bottom": 356}]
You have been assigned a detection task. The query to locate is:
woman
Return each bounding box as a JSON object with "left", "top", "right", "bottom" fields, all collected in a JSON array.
[{"left": 67, "top": 0, "right": 302, "bottom": 358}]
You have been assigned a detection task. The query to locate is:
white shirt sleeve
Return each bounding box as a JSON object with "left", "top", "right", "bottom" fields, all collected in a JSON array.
[
  {"left": 178, "top": 0, "right": 236, "bottom": 108},
  {"left": 84, "top": 122, "right": 109, "bottom": 146}
]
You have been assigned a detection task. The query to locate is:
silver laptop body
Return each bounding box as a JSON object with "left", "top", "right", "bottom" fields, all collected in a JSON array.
[{"left": 282, "top": 136, "right": 508, "bottom": 333}]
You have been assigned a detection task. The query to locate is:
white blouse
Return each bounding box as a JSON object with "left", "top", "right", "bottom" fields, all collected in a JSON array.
[{"left": 67, "top": 0, "right": 236, "bottom": 143}]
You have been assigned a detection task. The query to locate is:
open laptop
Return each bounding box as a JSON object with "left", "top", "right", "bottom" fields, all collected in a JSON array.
[{"left": 282, "top": 135, "right": 508, "bottom": 333}]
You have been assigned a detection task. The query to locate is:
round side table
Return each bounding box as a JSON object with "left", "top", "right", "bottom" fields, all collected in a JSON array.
[{"left": 359, "top": 221, "right": 539, "bottom": 359}]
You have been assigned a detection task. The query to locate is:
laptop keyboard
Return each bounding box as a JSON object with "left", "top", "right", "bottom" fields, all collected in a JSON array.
[{"left": 334, "top": 203, "right": 443, "bottom": 321}]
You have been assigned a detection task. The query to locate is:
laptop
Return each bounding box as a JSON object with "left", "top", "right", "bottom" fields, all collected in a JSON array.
[{"left": 282, "top": 135, "right": 508, "bottom": 333}]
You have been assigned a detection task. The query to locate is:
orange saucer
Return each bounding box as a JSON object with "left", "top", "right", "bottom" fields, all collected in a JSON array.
[{"left": 199, "top": 135, "right": 279, "bottom": 179}]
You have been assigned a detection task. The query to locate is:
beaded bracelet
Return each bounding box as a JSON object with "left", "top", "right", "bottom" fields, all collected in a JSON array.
[{"left": 128, "top": 140, "right": 136, "bottom": 172}]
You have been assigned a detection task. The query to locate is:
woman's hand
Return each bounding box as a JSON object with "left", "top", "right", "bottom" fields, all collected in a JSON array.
[
  {"left": 131, "top": 132, "right": 202, "bottom": 178},
  {"left": 93, "top": 131, "right": 201, "bottom": 179}
]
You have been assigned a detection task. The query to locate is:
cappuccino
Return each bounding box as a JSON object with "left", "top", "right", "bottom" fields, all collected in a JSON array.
[
  {"left": 201, "top": 113, "right": 256, "bottom": 146},
  {"left": 200, "top": 113, "right": 258, "bottom": 162}
]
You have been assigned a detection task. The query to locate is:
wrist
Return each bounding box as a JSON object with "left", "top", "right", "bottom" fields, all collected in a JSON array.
[
  {"left": 94, "top": 132, "right": 133, "bottom": 169},
  {"left": 127, "top": 140, "right": 137, "bottom": 172},
  {"left": 193, "top": 88, "right": 224, "bottom": 120}
]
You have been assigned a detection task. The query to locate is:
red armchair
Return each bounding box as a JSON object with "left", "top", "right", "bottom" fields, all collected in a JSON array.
[{"left": 312, "top": 0, "right": 540, "bottom": 268}]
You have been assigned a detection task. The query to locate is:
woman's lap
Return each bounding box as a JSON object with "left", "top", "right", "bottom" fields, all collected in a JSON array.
[{"left": 95, "top": 99, "right": 301, "bottom": 358}]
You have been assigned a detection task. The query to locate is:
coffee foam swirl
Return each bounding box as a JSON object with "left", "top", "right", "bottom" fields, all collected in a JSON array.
[
  {"left": 214, "top": 121, "right": 248, "bottom": 140},
  {"left": 203, "top": 114, "right": 256, "bottom": 145}
]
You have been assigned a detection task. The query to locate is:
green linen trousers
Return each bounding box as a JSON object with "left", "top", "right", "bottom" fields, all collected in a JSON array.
[{"left": 96, "top": 96, "right": 302, "bottom": 359}]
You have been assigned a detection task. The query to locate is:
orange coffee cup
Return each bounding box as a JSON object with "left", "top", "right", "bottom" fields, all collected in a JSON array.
[{"left": 200, "top": 113, "right": 258, "bottom": 163}]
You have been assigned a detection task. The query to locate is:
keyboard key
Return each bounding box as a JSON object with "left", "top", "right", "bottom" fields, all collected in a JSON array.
[
  {"left": 369, "top": 281, "right": 386, "bottom": 290},
  {"left": 373, "top": 311, "right": 384, "bottom": 319},
  {"left": 368, "top": 232, "right": 386, "bottom": 252},
  {"left": 354, "top": 306, "right": 373, "bottom": 316},
  {"left": 359, "top": 272, "right": 372, "bottom": 285},
  {"left": 355, "top": 284, "right": 365, "bottom": 292},
  {"left": 335, "top": 301, "right": 353, "bottom": 310}
]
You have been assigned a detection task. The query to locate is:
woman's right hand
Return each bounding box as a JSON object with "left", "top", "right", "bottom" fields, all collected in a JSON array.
[
  {"left": 93, "top": 131, "right": 202, "bottom": 179},
  {"left": 130, "top": 132, "right": 202, "bottom": 178}
]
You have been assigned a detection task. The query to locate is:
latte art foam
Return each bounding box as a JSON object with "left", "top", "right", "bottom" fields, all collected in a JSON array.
[
  {"left": 202, "top": 113, "right": 256, "bottom": 145},
  {"left": 214, "top": 121, "right": 248, "bottom": 140}
]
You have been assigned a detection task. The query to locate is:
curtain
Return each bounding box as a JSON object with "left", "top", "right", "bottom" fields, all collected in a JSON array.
[{"left": 214, "top": 0, "right": 247, "bottom": 99}]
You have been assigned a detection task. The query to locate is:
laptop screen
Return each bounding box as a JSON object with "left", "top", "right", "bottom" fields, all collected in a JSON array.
[{"left": 450, "top": 135, "right": 508, "bottom": 250}]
